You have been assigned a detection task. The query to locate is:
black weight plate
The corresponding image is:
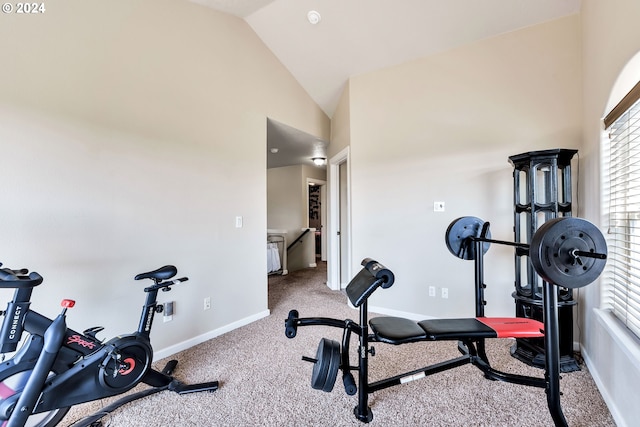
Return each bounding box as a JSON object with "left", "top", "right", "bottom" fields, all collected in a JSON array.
[
  {"left": 310, "top": 338, "right": 329, "bottom": 390},
  {"left": 311, "top": 338, "right": 340, "bottom": 392},
  {"left": 445, "top": 216, "right": 491, "bottom": 260},
  {"left": 323, "top": 339, "right": 340, "bottom": 392},
  {"left": 530, "top": 217, "right": 607, "bottom": 289}
]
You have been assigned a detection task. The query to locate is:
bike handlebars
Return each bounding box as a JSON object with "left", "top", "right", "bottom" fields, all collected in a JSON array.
[{"left": 0, "top": 263, "right": 43, "bottom": 289}]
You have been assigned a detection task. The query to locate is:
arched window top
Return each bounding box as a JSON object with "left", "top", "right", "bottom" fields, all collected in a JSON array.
[{"left": 604, "top": 51, "right": 640, "bottom": 128}]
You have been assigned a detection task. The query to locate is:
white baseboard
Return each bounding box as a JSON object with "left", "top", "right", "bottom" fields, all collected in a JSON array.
[{"left": 153, "top": 309, "right": 271, "bottom": 361}]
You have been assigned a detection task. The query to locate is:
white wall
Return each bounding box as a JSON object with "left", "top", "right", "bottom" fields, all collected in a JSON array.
[
  {"left": 328, "top": 84, "right": 352, "bottom": 288},
  {"left": 329, "top": 83, "right": 351, "bottom": 159},
  {"left": 347, "top": 15, "right": 582, "bottom": 319},
  {"left": 267, "top": 166, "right": 303, "bottom": 231},
  {"left": 0, "top": 0, "right": 329, "bottom": 356},
  {"left": 580, "top": 1, "right": 640, "bottom": 426}
]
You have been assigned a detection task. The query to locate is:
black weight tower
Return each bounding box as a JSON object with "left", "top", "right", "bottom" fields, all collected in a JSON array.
[{"left": 509, "top": 149, "right": 580, "bottom": 372}]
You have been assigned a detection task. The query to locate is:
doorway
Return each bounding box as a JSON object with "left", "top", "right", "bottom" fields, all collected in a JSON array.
[
  {"left": 307, "top": 179, "right": 327, "bottom": 263},
  {"left": 266, "top": 118, "right": 328, "bottom": 275}
]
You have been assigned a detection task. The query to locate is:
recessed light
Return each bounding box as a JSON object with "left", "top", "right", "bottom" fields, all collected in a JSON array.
[
  {"left": 307, "top": 10, "right": 321, "bottom": 25},
  {"left": 270, "top": 148, "right": 279, "bottom": 154}
]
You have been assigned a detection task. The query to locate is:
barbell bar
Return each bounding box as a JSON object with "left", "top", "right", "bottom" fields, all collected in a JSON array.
[{"left": 445, "top": 216, "right": 607, "bottom": 289}]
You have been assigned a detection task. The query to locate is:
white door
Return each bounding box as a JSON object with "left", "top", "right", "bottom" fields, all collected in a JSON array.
[{"left": 328, "top": 147, "right": 350, "bottom": 290}]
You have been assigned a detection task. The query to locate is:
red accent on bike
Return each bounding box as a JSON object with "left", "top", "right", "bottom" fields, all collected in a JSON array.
[
  {"left": 0, "top": 381, "right": 17, "bottom": 399},
  {"left": 118, "top": 358, "right": 136, "bottom": 375},
  {"left": 61, "top": 299, "right": 76, "bottom": 308},
  {"left": 67, "top": 334, "right": 97, "bottom": 350}
]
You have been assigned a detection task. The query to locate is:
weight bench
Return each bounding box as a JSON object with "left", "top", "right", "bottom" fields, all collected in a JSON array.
[{"left": 284, "top": 217, "right": 607, "bottom": 427}]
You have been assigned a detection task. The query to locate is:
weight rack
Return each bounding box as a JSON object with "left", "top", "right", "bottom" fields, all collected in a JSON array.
[{"left": 509, "top": 148, "right": 579, "bottom": 372}]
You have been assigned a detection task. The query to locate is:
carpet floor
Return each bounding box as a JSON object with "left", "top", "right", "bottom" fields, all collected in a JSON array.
[{"left": 64, "top": 262, "right": 615, "bottom": 426}]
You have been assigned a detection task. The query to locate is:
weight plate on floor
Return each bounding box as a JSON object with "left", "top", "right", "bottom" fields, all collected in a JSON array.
[
  {"left": 530, "top": 217, "right": 607, "bottom": 289},
  {"left": 311, "top": 338, "right": 341, "bottom": 392},
  {"left": 445, "top": 216, "right": 491, "bottom": 260}
]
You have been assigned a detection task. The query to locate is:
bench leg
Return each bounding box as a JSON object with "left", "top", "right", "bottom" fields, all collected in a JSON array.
[{"left": 543, "top": 282, "right": 568, "bottom": 427}]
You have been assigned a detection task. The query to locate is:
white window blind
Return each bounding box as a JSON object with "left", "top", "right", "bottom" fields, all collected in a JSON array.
[{"left": 603, "top": 93, "right": 640, "bottom": 338}]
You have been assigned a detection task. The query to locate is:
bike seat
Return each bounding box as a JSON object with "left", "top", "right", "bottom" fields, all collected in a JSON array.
[{"left": 135, "top": 265, "right": 177, "bottom": 281}]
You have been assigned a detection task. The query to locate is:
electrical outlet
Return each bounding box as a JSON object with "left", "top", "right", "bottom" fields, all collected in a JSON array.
[
  {"left": 429, "top": 286, "right": 436, "bottom": 297},
  {"left": 163, "top": 301, "right": 174, "bottom": 322},
  {"left": 441, "top": 288, "right": 448, "bottom": 299},
  {"left": 164, "top": 301, "right": 174, "bottom": 316},
  {"left": 204, "top": 297, "right": 211, "bottom": 310}
]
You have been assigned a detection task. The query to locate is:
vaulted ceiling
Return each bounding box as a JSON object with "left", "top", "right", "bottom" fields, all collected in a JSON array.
[{"left": 189, "top": 0, "right": 582, "bottom": 168}]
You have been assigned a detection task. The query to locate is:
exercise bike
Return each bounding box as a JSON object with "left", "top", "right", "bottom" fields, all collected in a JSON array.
[{"left": 0, "top": 262, "right": 219, "bottom": 427}]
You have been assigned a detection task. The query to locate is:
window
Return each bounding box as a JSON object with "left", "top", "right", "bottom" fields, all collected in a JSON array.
[{"left": 603, "top": 81, "right": 640, "bottom": 338}]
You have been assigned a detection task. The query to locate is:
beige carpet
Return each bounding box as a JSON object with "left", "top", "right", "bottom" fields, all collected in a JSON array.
[{"left": 64, "top": 262, "right": 615, "bottom": 426}]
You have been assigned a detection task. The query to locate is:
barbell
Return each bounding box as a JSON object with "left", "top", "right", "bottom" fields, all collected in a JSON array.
[{"left": 445, "top": 216, "right": 607, "bottom": 289}]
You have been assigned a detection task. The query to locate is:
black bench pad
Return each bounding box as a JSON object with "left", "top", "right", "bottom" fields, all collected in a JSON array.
[
  {"left": 370, "top": 317, "right": 544, "bottom": 344},
  {"left": 418, "top": 318, "right": 497, "bottom": 340},
  {"left": 368, "top": 317, "right": 428, "bottom": 344},
  {"left": 370, "top": 317, "right": 496, "bottom": 344}
]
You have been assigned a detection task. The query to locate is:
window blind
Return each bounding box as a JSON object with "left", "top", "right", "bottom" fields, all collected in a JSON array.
[{"left": 603, "top": 95, "right": 640, "bottom": 338}]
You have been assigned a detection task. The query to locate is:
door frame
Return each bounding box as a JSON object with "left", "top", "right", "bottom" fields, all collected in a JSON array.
[{"left": 328, "top": 146, "right": 351, "bottom": 290}]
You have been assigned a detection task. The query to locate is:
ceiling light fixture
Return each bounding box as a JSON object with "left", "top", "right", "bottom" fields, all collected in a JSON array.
[
  {"left": 307, "top": 10, "right": 321, "bottom": 25},
  {"left": 270, "top": 148, "right": 279, "bottom": 154},
  {"left": 312, "top": 157, "right": 326, "bottom": 166}
]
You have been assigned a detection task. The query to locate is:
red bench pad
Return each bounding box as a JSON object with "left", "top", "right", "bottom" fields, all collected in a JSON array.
[
  {"left": 476, "top": 317, "right": 544, "bottom": 339},
  {"left": 369, "top": 316, "right": 544, "bottom": 345}
]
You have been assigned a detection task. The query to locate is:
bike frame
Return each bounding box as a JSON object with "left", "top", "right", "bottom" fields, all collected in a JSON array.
[{"left": 0, "top": 265, "right": 217, "bottom": 427}]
